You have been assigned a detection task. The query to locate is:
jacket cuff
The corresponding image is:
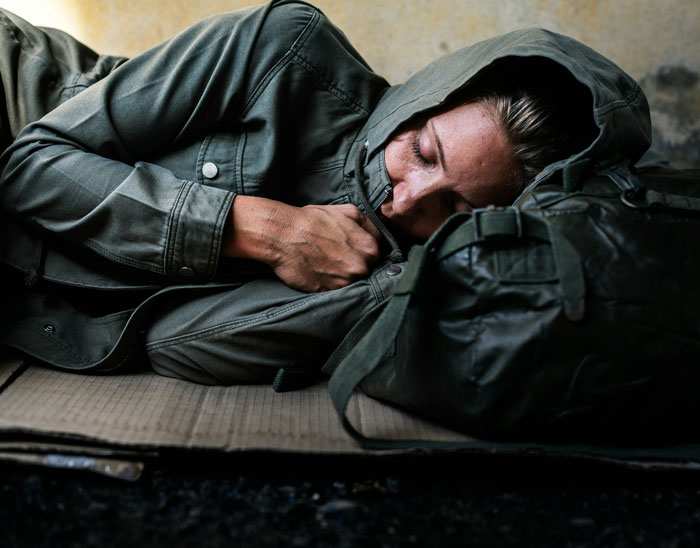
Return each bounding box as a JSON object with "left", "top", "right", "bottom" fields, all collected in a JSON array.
[{"left": 165, "top": 181, "right": 235, "bottom": 282}]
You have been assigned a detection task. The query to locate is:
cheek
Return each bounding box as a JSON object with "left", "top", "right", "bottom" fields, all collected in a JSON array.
[
  {"left": 383, "top": 141, "right": 399, "bottom": 183},
  {"left": 393, "top": 201, "right": 451, "bottom": 240},
  {"left": 383, "top": 132, "right": 414, "bottom": 183}
]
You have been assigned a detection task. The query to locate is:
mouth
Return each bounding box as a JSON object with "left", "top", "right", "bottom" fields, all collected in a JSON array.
[
  {"left": 377, "top": 209, "right": 390, "bottom": 224},
  {"left": 378, "top": 199, "right": 393, "bottom": 222}
]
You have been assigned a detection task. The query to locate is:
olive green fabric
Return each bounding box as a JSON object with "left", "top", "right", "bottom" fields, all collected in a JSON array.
[
  {"left": 0, "top": 1, "right": 394, "bottom": 377},
  {"left": 145, "top": 264, "right": 400, "bottom": 385},
  {"left": 0, "top": 0, "right": 654, "bottom": 382},
  {"left": 325, "top": 166, "right": 700, "bottom": 445}
]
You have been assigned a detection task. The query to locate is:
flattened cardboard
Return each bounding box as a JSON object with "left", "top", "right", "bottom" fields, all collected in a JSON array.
[
  {"left": 0, "top": 364, "right": 471, "bottom": 453},
  {"left": 1, "top": 359, "right": 700, "bottom": 470}
]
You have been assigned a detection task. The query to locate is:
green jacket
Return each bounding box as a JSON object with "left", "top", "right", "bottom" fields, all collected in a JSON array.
[{"left": 0, "top": 1, "right": 651, "bottom": 373}]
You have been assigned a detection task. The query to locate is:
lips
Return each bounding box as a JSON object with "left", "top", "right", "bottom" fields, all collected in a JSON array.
[
  {"left": 379, "top": 198, "right": 393, "bottom": 220},
  {"left": 377, "top": 207, "right": 390, "bottom": 223}
]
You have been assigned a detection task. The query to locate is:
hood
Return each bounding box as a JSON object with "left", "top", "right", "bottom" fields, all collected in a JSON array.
[{"left": 347, "top": 27, "right": 652, "bottom": 209}]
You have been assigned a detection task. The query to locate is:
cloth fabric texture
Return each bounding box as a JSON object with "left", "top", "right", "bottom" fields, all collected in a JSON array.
[
  {"left": 0, "top": 1, "right": 652, "bottom": 385},
  {"left": 0, "top": 1, "right": 399, "bottom": 382}
]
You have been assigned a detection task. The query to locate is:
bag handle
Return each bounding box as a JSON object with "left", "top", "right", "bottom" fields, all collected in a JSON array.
[
  {"left": 437, "top": 208, "right": 585, "bottom": 321},
  {"left": 323, "top": 212, "right": 469, "bottom": 378},
  {"left": 323, "top": 208, "right": 585, "bottom": 449}
]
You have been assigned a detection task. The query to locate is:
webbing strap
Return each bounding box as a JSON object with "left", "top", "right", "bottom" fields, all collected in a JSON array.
[
  {"left": 321, "top": 299, "right": 387, "bottom": 376},
  {"left": 322, "top": 214, "right": 471, "bottom": 446},
  {"left": 602, "top": 160, "right": 646, "bottom": 194},
  {"left": 547, "top": 223, "right": 586, "bottom": 321},
  {"left": 326, "top": 293, "right": 413, "bottom": 447},
  {"left": 437, "top": 209, "right": 550, "bottom": 261},
  {"left": 324, "top": 213, "right": 469, "bottom": 377},
  {"left": 323, "top": 207, "right": 587, "bottom": 449},
  {"left": 603, "top": 161, "right": 700, "bottom": 213},
  {"left": 562, "top": 157, "right": 594, "bottom": 192},
  {"left": 645, "top": 190, "right": 700, "bottom": 212}
]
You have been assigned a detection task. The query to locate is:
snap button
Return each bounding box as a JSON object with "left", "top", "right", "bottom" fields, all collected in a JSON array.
[
  {"left": 385, "top": 264, "right": 402, "bottom": 276},
  {"left": 43, "top": 324, "right": 56, "bottom": 333},
  {"left": 202, "top": 162, "right": 219, "bottom": 179},
  {"left": 178, "top": 266, "right": 194, "bottom": 278}
]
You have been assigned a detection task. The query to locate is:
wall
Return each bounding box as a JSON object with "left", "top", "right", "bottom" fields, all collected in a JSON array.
[{"left": 5, "top": 0, "right": 698, "bottom": 166}]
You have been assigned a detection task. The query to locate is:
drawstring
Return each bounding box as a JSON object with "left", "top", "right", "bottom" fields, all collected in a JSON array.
[{"left": 354, "top": 144, "right": 404, "bottom": 263}]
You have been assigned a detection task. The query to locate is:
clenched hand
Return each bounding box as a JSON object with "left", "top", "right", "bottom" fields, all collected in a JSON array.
[{"left": 222, "top": 195, "right": 381, "bottom": 292}]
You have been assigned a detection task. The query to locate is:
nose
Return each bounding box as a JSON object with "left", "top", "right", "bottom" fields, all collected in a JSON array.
[{"left": 391, "top": 174, "right": 444, "bottom": 217}]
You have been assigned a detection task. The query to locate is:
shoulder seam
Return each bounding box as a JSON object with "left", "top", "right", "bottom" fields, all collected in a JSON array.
[
  {"left": 241, "top": 7, "right": 319, "bottom": 115},
  {"left": 290, "top": 50, "right": 370, "bottom": 117}
]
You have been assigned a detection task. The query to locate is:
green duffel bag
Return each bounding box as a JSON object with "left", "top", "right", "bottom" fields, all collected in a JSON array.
[{"left": 323, "top": 162, "right": 700, "bottom": 447}]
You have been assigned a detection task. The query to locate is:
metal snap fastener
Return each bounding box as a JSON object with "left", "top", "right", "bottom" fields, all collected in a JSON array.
[
  {"left": 202, "top": 162, "right": 219, "bottom": 179},
  {"left": 44, "top": 324, "right": 56, "bottom": 333},
  {"left": 385, "top": 264, "right": 402, "bottom": 276},
  {"left": 178, "top": 266, "right": 194, "bottom": 278}
]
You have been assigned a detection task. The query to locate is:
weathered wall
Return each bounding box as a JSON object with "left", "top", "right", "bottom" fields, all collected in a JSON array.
[{"left": 5, "top": 0, "right": 698, "bottom": 166}]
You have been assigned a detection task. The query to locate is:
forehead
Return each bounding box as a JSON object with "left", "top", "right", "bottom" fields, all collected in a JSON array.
[{"left": 431, "top": 102, "right": 519, "bottom": 204}]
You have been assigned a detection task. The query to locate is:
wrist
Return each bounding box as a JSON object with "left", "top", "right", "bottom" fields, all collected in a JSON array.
[{"left": 222, "top": 195, "right": 289, "bottom": 265}]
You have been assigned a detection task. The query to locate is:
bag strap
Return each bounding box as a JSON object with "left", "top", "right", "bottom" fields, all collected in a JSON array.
[
  {"left": 600, "top": 161, "right": 700, "bottom": 213},
  {"left": 437, "top": 208, "right": 585, "bottom": 321},
  {"left": 323, "top": 207, "right": 585, "bottom": 449},
  {"left": 323, "top": 212, "right": 470, "bottom": 379},
  {"left": 643, "top": 190, "right": 700, "bottom": 211},
  {"left": 621, "top": 187, "right": 700, "bottom": 212}
]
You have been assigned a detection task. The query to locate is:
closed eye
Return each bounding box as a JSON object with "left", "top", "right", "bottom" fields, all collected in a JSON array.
[{"left": 411, "top": 135, "right": 430, "bottom": 166}]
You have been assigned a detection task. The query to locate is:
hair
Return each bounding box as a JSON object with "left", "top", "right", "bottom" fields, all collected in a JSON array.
[{"left": 461, "top": 58, "right": 597, "bottom": 190}]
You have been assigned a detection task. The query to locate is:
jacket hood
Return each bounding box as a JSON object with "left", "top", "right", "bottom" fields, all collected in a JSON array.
[{"left": 349, "top": 27, "right": 652, "bottom": 208}]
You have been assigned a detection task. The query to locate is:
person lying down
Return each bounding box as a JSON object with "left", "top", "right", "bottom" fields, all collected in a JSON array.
[{"left": 0, "top": 1, "right": 647, "bottom": 385}]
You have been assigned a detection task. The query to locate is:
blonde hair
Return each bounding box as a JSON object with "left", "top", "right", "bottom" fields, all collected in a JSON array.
[
  {"left": 480, "top": 91, "right": 562, "bottom": 185},
  {"left": 463, "top": 60, "right": 596, "bottom": 189}
]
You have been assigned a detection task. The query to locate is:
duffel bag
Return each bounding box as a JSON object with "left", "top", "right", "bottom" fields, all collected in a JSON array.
[{"left": 323, "top": 162, "right": 700, "bottom": 446}]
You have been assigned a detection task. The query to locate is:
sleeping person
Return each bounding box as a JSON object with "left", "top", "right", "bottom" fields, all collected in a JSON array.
[{"left": 0, "top": 1, "right": 645, "bottom": 384}]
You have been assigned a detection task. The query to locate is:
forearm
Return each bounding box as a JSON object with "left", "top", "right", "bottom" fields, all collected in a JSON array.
[{"left": 0, "top": 134, "right": 234, "bottom": 281}]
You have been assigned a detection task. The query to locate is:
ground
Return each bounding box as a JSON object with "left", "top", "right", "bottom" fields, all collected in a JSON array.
[{"left": 3, "top": 453, "right": 700, "bottom": 547}]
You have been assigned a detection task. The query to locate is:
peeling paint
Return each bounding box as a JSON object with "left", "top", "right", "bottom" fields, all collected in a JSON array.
[{"left": 640, "top": 66, "right": 700, "bottom": 169}]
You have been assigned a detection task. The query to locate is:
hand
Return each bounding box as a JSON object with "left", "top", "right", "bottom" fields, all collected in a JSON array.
[{"left": 222, "top": 196, "right": 381, "bottom": 292}]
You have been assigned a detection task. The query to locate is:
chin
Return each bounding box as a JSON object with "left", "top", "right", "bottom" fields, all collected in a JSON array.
[{"left": 384, "top": 219, "right": 425, "bottom": 249}]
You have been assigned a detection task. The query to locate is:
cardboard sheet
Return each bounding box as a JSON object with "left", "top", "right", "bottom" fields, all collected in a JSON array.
[
  {"left": 0, "top": 361, "right": 471, "bottom": 454},
  {"left": 2, "top": 358, "right": 700, "bottom": 471}
]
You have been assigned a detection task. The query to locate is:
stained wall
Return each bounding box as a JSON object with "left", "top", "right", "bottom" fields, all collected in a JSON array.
[{"left": 5, "top": 0, "right": 698, "bottom": 166}]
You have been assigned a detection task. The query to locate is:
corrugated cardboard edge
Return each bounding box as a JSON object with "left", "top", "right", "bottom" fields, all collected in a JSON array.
[
  {"left": 0, "top": 351, "right": 26, "bottom": 389},
  {"left": 1, "top": 361, "right": 700, "bottom": 470}
]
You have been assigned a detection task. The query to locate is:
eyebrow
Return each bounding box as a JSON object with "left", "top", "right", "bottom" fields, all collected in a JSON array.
[{"left": 429, "top": 120, "right": 448, "bottom": 174}]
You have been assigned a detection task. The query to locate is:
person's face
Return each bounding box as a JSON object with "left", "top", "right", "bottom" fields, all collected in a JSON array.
[{"left": 380, "top": 101, "right": 520, "bottom": 241}]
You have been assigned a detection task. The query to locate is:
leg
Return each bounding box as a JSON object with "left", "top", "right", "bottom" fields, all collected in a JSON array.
[{"left": 144, "top": 265, "right": 402, "bottom": 385}]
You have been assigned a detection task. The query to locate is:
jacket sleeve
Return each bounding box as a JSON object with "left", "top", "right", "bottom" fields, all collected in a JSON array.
[{"left": 0, "top": 2, "right": 316, "bottom": 283}]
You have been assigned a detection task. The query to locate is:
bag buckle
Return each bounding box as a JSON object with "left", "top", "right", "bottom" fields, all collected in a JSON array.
[{"left": 472, "top": 206, "right": 524, "bottom": 241}]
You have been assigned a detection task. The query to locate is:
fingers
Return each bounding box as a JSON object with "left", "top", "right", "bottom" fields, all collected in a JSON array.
[
  {"left": 270, "top": 203, "right": 386, "bottom": 292},
  {"left": 355, "top": 210, "right": 382, "bottom": 240},
  {"left": 326, "top": 203, "right": 382, "bottom": 243}
]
